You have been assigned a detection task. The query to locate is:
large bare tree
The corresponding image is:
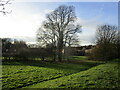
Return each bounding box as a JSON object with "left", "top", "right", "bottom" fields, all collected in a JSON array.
[{"left": 37, "top": 5, "right": 81, "bottom": 61}]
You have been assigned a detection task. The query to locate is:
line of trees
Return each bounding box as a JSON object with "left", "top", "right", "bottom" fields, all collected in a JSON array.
[{"left": 2, "top": 38, "right": 54, "bottom": 61}]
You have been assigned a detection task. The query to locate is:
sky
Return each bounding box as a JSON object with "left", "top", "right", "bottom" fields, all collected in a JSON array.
[{"left": 0, "top": 1, "right": 118, "bottom": 45}]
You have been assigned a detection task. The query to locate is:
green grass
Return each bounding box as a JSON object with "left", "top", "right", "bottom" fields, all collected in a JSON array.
[
  {"left": 25, "top": 62, "right": 119, "bottom": 88},
  {"left": 70, "top": 56, "right": 88, "bottom": 60},
  {"left": 2, "top": 58, "right": 101, "bottom": 89},
  {"left": 2, "top": 56, "right": 119, "bottom": 89},
  {"left": 69, "top": 56, "right": 104, "bottom": 64}
]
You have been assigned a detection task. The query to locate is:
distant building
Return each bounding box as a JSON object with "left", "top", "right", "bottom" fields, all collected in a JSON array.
[{"left": 70, "top": 45, "right": 95, "bottom": 56}]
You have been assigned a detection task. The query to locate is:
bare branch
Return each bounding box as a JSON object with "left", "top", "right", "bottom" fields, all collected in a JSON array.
[{"left": 0, "top": 0, "right": 13, "bottom": 15}]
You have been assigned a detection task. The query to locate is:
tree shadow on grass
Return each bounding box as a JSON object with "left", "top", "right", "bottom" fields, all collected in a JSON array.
[{"left": 2, "top": 59, "right": 104, "bottom": 73}]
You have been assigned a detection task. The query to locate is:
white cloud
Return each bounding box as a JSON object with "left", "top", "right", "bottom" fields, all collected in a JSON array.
[
  {"left": 0, "top": 3, "right": 46, "bottom": 43},
  {"left": 44, "top": 9, "right": 53, "bottom": 14},
  {"left": 77, "top": 16, "right": 103, "bottom": 31},
  {"left": 12, "top": 36, "right": 36, "bottom": 44},
  {"left": 0, "top": 13, "right": 45, "bottom": 36},
  {"left": 76, "top": 16, "right": 103, "bottom": 45}
]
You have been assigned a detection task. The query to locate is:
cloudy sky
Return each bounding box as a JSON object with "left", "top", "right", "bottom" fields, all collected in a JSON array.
[{"left": 0, "top": 0, "right": 118, "bottom": 45}]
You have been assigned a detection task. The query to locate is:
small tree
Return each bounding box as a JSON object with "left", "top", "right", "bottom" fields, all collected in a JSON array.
[
  {"left": 91, "top": 25, "right": 118, "bottom": 60},
  {"left": 12, "top": 40, "right": 28, "bottom": 60},
  {"left": 2, "top": 38, "right": 13, "bottom": 60}
]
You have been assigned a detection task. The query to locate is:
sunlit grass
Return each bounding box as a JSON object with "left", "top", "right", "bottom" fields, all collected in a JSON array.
[
  {"left": 2, "top": 59, "right": 100, "bottom": 89},
  {"left": 26, "top": 62, "right": 119, "bottom": 88}
]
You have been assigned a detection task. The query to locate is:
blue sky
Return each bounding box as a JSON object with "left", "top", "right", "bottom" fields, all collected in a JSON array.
[
  {"left": 19, "top": 2, "right": 117, "bottom": 23},
  {"left": 21, "top": 2, "right": 117, "bottom": 24},
  {"left": 0, "top": 2, "right": 118, "bottom": 45}
]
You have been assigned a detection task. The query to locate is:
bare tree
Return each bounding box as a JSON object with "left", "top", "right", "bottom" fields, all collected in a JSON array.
[
  {"left": 92, "top": 25, "right": 118, "bottom": 60},
  {"left": 37, "top": 5, "right": 81, "bottom": 62},
  {"left": 0, "top": 0, "right": 12, "bottom": 15},
  {"left": 96, "top": 25, "right": 117, "bottom": 45}
]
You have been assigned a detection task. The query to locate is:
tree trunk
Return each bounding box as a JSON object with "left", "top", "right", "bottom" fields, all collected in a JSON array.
[
  {"left": 53, "top": 49, "right": 56, "bottom": 62},
  {"left": 58, "top": 47, "right": 62, "bottom": 62},
  {"left": 57, "top": 31, "right": 63, "bottom": 62}
]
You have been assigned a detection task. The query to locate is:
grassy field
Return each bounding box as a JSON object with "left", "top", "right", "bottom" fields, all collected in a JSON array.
[
  {"left": 1, "top": 56, "right": 119, "bottom": 89},
  {"left": 25, "top": 62, "right": 119, "bottom": 88}
]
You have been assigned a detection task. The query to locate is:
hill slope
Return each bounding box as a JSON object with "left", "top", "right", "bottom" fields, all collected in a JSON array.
[
  {"left": 2, "top": 60, "right": 101, "bottom": 89},
  {"left": 26, "top": 62, "right": 119, "bottom": 88}
]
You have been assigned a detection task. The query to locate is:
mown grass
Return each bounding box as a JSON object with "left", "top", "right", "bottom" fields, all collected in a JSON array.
[
  {"left": 68, "top": 56, "right": 105, "bottom": 65},
  {"left": 70, "top": 56, "right": 88, "bottom": 60},
  {"left": 25, "top": 62, "right": 119, "bottom": 88},
  {"left": 2, "top": 56, "right": 119, "bottom": 89},
  {"left": 2, "top": 57, "right": 102, "bottom": 89}
]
